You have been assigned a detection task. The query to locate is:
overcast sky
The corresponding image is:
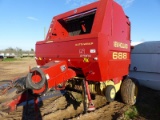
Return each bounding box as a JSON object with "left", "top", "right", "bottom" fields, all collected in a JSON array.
[{"left": 0, "top": 0, "right": 160, "bottom": 50}]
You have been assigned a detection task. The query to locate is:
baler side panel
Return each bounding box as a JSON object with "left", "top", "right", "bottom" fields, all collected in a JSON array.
[
  {"left": 45, "top": 19, "right": 69, "bottom": 41},
  {"left": 95, "top": 0, "right": 113, "bottom": 81},
  {"left": 36, "top": 38, "right": 98, "bottom": 60},
  {"left": 36, "top": 37, "right": 102, "bottom": 80},
  {"left": 108, "top": 2, "right": 131, "bottom": 81}
]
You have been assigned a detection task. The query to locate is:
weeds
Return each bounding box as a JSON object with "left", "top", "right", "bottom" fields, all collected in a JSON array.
[
  {"left": 2, "top": 58, "right": 18, "bottom": 62},
  {"left": 124, "top": 106, "right": 138, "bottom": 119}
]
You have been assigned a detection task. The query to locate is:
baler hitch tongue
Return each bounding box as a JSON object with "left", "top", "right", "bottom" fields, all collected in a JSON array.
[
  {"left": 0, "top": 80, "right": 17, "bottom": 111},
  {"left": 0, "top": 77, "right": 28, "bottom": 109},
  {"left": 0, "top": 80, "right": 14, "bottom": 96}
]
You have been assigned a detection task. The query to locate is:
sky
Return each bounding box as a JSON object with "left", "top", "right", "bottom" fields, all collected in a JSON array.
[{"left": 0, "top": 0, "right": 160, "bottom": 50}]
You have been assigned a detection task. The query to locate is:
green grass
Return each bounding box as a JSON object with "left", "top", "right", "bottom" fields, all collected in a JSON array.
[
  {"left": 124, "top": 106, "right": 138, "bottom": 119},
  {"left": 2, "top": 58, "right": 18, "bottom": 62}
]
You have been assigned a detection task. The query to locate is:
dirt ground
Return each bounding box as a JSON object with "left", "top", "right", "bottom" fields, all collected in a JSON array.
[{"left": 0, "top": 58, "right": 160, "bottom": 120}]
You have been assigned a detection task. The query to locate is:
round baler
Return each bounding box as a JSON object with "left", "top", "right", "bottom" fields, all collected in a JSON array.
[{"left": 0, "top": 0, "right": 138, "bottom": 113}]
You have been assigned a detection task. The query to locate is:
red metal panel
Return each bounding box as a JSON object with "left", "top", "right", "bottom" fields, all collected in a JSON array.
[
  {"left": 40, "top": 61, "right": 76, "bottom": 88},
  {"left": 31, "top": 61, "right": 76, "bottom": 94},
  {"left": 35, "top": 0, "right": 131, "bottom": 82}
]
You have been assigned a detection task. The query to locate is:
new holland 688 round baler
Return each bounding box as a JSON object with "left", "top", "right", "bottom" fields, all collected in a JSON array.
[{"left": 0, "top": 0, "right": 138, "bottom": 113}]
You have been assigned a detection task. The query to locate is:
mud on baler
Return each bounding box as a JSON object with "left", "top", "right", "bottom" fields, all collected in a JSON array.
[{"left": 0, "top": 0, "right": 138, "bottom": 114}]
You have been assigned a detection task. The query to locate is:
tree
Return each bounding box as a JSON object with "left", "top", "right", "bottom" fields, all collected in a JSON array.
[{"left": 31, "top": 48, "right": 34, "bottom": 52}]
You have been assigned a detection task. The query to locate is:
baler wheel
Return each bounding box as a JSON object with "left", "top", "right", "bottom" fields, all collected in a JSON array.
[
  {"left": 120, "top": 78, "right": 138, "bottom": 105},
  {"left": 105, "top": 85, "right": 116, "bottom": 102},
  {"left": 82, "top": 79, "right": 88, "bottom": 113},
  {"left": 26, "top": 67, "right": 46, "bottom": 90}
]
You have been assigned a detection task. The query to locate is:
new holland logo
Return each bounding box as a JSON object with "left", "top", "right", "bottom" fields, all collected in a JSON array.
[{"left": 114, "top": 41, "right": 128, "bottom": 49}]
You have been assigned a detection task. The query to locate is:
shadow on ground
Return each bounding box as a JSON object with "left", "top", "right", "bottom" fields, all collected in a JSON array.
[{"left": 135, "top": 86, "right": 160, "bottom": 120}]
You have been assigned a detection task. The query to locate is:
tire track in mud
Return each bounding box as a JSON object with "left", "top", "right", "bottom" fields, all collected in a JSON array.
[
  {"left": 0, "top": 91, "right": 128, "bottom": 120},
  {"left": 42, "top": 92, "right": 84, "bottom": 120},
  {"left": 40, "top": 92, "right": 129, "bottom": 120},
  {"left": 0, "top": 96, "right": 62, "bottom": 120},
  {"left": 41, "top": 92, "right": 127, "bottom": 120},
  {"left": 72, "top": 102, "right": 127, "bottom": 120}
]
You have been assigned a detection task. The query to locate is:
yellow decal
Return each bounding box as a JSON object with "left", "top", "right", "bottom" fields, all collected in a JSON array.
[
  {"left": 75, "top": 42, "right": 93, "bottom": 46},
  {"left": 83, "top": 58, "right": 89, "bottom": 62},
  {"left": 39, "top": 57, "right": 42, "bottom": 60},
  {"left": 114, "top": 41, "right": 128, "bottom": 49},
  {"left": 112, "top": 52, "right": 127, "bottom": 59}
]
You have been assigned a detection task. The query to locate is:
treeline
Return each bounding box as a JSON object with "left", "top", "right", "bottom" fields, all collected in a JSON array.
[{"left": 0, "top": 47, "right": 35, "bottom": 58}]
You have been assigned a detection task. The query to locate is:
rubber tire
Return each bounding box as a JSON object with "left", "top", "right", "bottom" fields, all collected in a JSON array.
[
  {"left": 26, "top": 67, "right": 46, "bottom": 90},
  {"left": 82, "top": 79, "right": 88, "bottom": 113},
  {"left": 105, "top": 85, "right": 116, "bottom": 102},
  {"left": 120, "top": 78, "right": 138, "bottom": 105}
]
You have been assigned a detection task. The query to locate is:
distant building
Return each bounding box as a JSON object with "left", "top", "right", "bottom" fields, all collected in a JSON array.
[
  {"left": 21, "top": 53, "right": 28, "bottom": 57},
  {"left": 0, "top": 50, "right": 35, "bottom": 58},
  {"left": 5, "top": 53, "right": 15, "bottom": 58},
  {"left": 21, "top": 52, "right": 35, "bottom": 58},
  {"left": 0, "top": 53, "right": 4, "bottom": 56}
]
